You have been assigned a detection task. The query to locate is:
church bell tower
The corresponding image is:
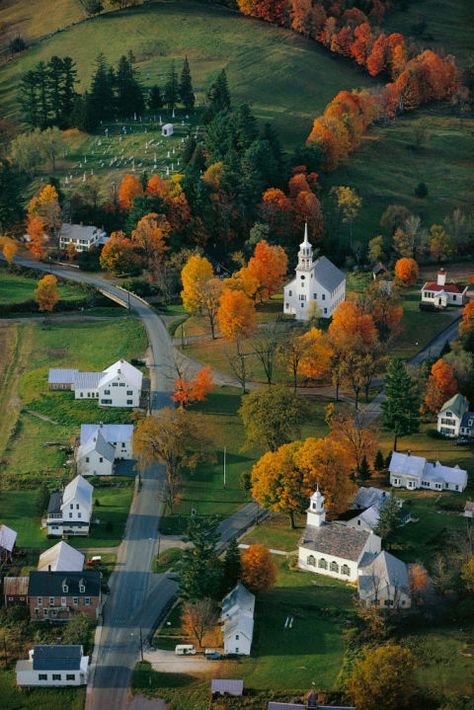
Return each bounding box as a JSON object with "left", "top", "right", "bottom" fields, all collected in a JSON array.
[{"left": 307, "top": 486, "right": 326, "bottom": 528}]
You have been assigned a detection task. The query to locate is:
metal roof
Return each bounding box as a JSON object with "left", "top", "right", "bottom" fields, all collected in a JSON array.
[
  {"left": 60, "top": 223, "right": 106, "bottom": 243},
  {"left": 28, "top": 570, "right": 101, "bottom": 597},
  {"left": 48, "top": 368, "right": 79, "bottom": 385},
  {"left": 77, "top": 431, "right": 115, "bottom": 463},
  {"left": 62, "top": 475, "right": 93, "bottom": 515},
  {"left": 4, "top": 576, "right": 29, "bottom": 596},
  {"left": 313, "top": 256, "right": 345, "bottom": 293},
  {"left": 439, "top": 393, "right": 469, "bottom": 419},
  {"left": 211, "top": 679, "right": 244, "bottom": 696},
  {"left": 99, "top": 359, "right": 143, "bottom": 390},
  {"left": 346, "top": 505, "right": 381, "bottom": 531},
  {"left": 32, "top": 645, "right": 83, "bottom": 671},
  {"left": 47, "top": 490, "right": 62, "bottom": 514},
  {"left": 423, "top": 461, "right": 467, "bottom": 487},
  {"left": 358, "top": 550, "right": 409, "bottom": 598},
  {"left": 73, "top": 371, "right": 103, "bottom": 390},
  {"left": 351, "top": 486, "right": 390, "bottom": 511},
  {"left": 0, "top": 523, "right": 17, "bottom": 552},
  {"left": 300, "top": 522, "right": 374, "bottom": 562},
  {"left": 80, "top": 423, "right": 134, "bottom": 445},
  {"left": 389, "top": 452, "right": 425, "bottom": 478},
  {"left": 221, "top": 582, "right": 255, "bottom": 618},
  {"left": 38, "top": 542, "right": 84, "bottom": 572}
]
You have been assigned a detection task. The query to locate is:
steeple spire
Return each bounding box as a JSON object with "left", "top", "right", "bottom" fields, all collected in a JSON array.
[{"left": 298, "top": 223, "right": 313, "bottom": 270}]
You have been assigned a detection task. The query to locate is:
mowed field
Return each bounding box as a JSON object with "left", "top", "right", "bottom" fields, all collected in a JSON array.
[{"left": 0, "top": 0, "right": 379, "bottom": 147}]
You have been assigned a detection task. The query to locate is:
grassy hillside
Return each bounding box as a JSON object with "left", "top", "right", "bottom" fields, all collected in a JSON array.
[
  {"left": 0, "top": 0, "right": 83, "bottom": 46},
  {"left": 384, "top": 0, "right": 472, "bottom": 68},
  {"left": 323, "top": 108, "right": 474, "bottom": 249},
  {"left": 0, "top": 0, "right": 378, "bottom": 146}
]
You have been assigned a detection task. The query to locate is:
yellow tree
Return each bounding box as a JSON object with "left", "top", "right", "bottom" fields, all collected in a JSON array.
[
  {"left": 1, "top": 238, "right": 17, "bottom": 266},
  {"left": 327, "top": 407, "right": 378, "bottom": 476},
  {"left": 35, "top": 274, "right": 59, "bottom": 313},
  {"left": 217, "top": 288, "right": 256, "bottom": 342},
  {"left": 131, "top": 212, "right": 169, "bottom": 271},
  {"left": 331, "top": 185, "right": 362, "bottom": 247},
  {"left": 297, "top": 327, "right": 333, "bottom": 381},
  {"left": 348, "top": 644, "right": 417, "bottom": 710},
  {"left": 245, "top": 240, "right": 288, "bottom": 301},
  {"left": 241, "top": 544, "right": 276, "bottom": 593},
  {"left": 180, "top": 254, "right": 223, "bottom": 339},
  {"left": 28, "top": 184, "right": 62, "bottom": 243}
]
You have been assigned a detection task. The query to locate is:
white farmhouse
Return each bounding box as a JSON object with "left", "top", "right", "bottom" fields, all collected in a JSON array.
[
  {"left": 421, "top": 268, "right": 468, "bottom": 308},
  {"left": 358, "top": 551, "right": 411, "bottom": 609},
  {"left": 38, "top": 542, "right": 84, "bottom": 573},
  {"left": 283, "top": 225, "right": 345, "bottom": 321},
  {"left": 16, "top": 645, "right": 88, "bottom": 687},
  {"left": 59, "top": 223, "right": 108, "bottom": 253},
  {"left": 76, "top": 423, "right": 134, "bottom": 476},
  {"left": 298, "top": 488, "right": 381, "bottom": 583},
  {"left": 437, "top": 393, "right": 470, "bottom": 438},
  {"left": 46, "top": 475, "right": 93, "bottom": 537},
  {"left": 48, "top": 359, "right": 143, "bottom": 408},
  {"left": 221, "top": 582, "right": 255, "bottom": 656},
  {"left": 389, "top": 451, "right": 467, "bottom": 492}
]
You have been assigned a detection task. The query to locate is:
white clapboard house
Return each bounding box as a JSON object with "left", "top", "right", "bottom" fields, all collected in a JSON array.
[
  {"left": 389, "top": 451, "right": 467, "bottom": 492},
  {"left": 221, "top": 582, "right": 255, "bottom": 656},
  {"left": 437, "top": 393, "right": 470, "bottom": 438},
  {"left": 46, "top": 475, "right": 93, "bottom": 537},
  {"left": 16, "top": 645, "right": 89, "bottom": 687},
  {"left": 76, "top": 423, "right": 134, "bottom": 476},
  {"left": 358, "top": 550, "right": 411, "bottom": 609},
  {"left": 59, "top": 223, "right": 108, "bottom": 253},
  {"left": 283, "top": 224, "right": 345, "bottom": 321},
  {"left": 48, "top": 359, "right": 143, "bottom": 408},
  {"left": 421, "top": 268, "right": 468, "bottom": 308}
]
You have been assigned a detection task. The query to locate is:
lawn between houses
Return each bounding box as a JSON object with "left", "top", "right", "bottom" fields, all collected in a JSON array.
[{"left": 0, "top": 670, "right": 85, "bottom": 710}]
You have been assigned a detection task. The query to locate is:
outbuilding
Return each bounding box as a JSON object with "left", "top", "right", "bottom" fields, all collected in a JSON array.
[{"left": 162, "top": 123, "right": 174, "bottom": 137}]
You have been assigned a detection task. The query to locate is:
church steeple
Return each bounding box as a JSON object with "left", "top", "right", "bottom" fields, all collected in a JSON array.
[
  {"left": 307, "top": 485, "right": 326, "bottom": 528},
  {"left": 297, "top": 223, "right": 313, "bottom": 271}
]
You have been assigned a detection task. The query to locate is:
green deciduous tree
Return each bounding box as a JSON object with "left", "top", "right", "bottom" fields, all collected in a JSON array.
[{"left": 239, "top": 385, "right": 302, "bottom": 452}]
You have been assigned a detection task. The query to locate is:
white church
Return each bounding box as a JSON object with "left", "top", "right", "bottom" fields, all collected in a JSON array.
[{"left": 283, "top": 225, "right": 346, "bottom": 320}]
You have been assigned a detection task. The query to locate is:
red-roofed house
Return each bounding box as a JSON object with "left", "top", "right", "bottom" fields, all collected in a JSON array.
[{"left": 421, "top": 268, "right": 468, "bottom": 308}]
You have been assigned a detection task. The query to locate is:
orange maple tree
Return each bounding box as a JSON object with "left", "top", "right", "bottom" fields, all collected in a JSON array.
[
  {"left": 244, "top": 240, "right": 288, "bottom": 301},
  {"left": 423, "top": 358, "right": 458, "bottom": 413},
  {"left": 2, "top": 239, "right": 17, "bottom": 265},
  {"left": 99, "top": 231, "right": 140, "bottom": 275},
  {"left": 297, "top": 327, "right": 333, "bottom": 380},
  {"left": 408, "top": 563, "right": 429, "bottom": 604},
  {"left": 241, "top": 544, "right": 276, "bottom": 593},
  {"left": 329, "top": 298, "right": 378, "bottom": 349},
  {"left": 394, "top": 258, "right": 419, "bottom": 286},
  {"left": 26, "top": 214, "right": 47, "bottom": 258},
  {"left": 172, "top": 366, "right": 213, "bottom": 408},
  {"left": 118, "top": 174, "right": 143, "bottom": 210},
  {"left": 131, "top": 212, "right": 169, "bottom": 269},
  {"left": 35, "top": 274, "right": 59, "bottom": 313},
  {"left": 217, "top": 288, "right": 257, "bottom": 341},
  {"left": 459, "top": 301, "right": 474, "bottom": 340}
]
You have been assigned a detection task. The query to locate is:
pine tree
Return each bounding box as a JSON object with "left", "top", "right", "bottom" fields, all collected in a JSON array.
[
  {"left": 0, "top": 159, "right": 25, "bottom": 232},
  {"left": 359, "top": 455, "right": 371, "bottom": 480},
  {"left": 374, "top": 450, "right": 385, "bottom": 472},
  {"left": 86, "top": 53, "right": 115, "bottom": 129},
  {"left": 375, "top": 495, "right": 401, "bottom": 545},
  {"left": 36, "top": 483, "right": 50, "bottom": 516},
  {"left": 262, "top": 122, "right": 284, "bottom": 177},
  {"left": 164, "top": 62, "right": 179, "bottom": 111},
  {"left": 204, "top": 69, "right": 231, "bottom": 123},
  {"left": 115, "top": 54, "right": 144, "bottom": 118},
  {"left": 182, "top": 134, "right": 197, "bottom": 165},
  {"left": 179, "top": 57, "right": 195, "bottom": 112},
  {"left": 19, "top": 69, "right": 39, "bottom": 128},
  {"left": 179, "top": 516, "right": 223, "bottom": 600},
  {"left": 222, "top": 537, "right": 241, "bottom": 593},
  {"left": 61, "top": 56, "right": 78, "bottom": 125},
  {"left": 36, "top": 61, "right": 50, "bottom": 129},
  {"left": 148, "top": 85, "right": 163, "bottom": 111},
  {"left": 47, "top": 56, "right": 65, "bottom": 126},
  {"left": 381, "top": 358, "right": 421, "bottom": 451}
]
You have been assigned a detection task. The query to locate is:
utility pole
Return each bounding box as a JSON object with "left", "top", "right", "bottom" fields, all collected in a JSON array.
[
  {"left": 223, "top": 447, "right": 226, "bottom": 489},
  {"left": 139, "top": 626, "right": 144, "bottom": 662}
]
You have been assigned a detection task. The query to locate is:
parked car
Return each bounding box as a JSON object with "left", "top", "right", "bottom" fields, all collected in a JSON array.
[
  {"left": 175, "top": 644, "right": 196, "bottom": 656},
  {"left": 86, "top": 556, "right": 102, "bottom": 567},
  {"left": 204, "top": 649, "right": 222, "bottom": 660}
]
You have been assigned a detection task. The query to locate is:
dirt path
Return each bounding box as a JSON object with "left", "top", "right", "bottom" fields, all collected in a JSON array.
[
  {"left": 24, "top": 408, "right": 60, "bottom": 424},
  {"left": 143, "top": 647, "right": 215, "bottom": 675}
]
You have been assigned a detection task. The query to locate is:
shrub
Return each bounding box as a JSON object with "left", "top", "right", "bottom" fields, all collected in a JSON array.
[{"left": 414, "top": 182, "right": 428, "bottom": 198}]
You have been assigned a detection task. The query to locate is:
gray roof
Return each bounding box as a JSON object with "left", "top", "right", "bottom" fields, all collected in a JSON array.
[
  {"left": 32, "top": 645, "right": 83, "bottom": 671},
  {"left": 77, "top": 431, "right": 115, "bottom": 462},
  {"left": 224, "top": 612, "right": 254, "bottom": 642},
  {"left": 48, "top": 368, "right": 79, "bottom": 385},
  {"left": 439, "top": 393, "right": 469, "bottom": 418},
  {"left": 300, "top": 522, "right": 372, "bottom": 561},
  {"left": 211, "top": 679, "right": 244, "bottom": 696},
  {"left": 351, "top": 486, "right": 390, "bottom": 511},
  {"left": 389, "top": 452, "right": 425, "bottom": 478},
  {"left": 460, "top": 411, "right": 474, "bottom": 432},
  {"left": 47, "top": 490, "right": 62, "bottom": 514},
  {"left": 80, "top": 423, "right": 134, "bottom": 446},
  {"left": 38, "top": 542, "right": 84, "bottom": 573},
  {"left": 73, "top": 371, "right": 103, "bottom": 390},
  {"left": 358, "top": 550, "right": 409, "bottom": 597},
  {"left": 60, "top": 223, "right": 106, "bottom": 243},
  {"left": 221, "top": 582, "right": 255, "bottom": 617},
  {"left": 0, "top": 523, "right": 17, "bottom": 552},
  {"left": 313, "top": 256, "right": 345, "bottom": 293},
  {"left": 423, "top": 461, "right": 467, "bottom": 487},
  {"left": 28, "top": 570, "right": 101, "bottom": 597}
]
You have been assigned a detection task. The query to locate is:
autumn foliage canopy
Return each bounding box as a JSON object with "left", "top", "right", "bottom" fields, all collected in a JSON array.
[{"left": 241, "top": 544, "right": 276, "bottom": 593}]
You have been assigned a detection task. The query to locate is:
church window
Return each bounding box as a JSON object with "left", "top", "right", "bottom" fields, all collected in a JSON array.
[
  {"left": 301, "top": 303, "right": 304, "bottom": 308},
  {"left": 330, "top": 561, "right": 339, "bottom": 573},
  {"left": 300, "top": 275, "right": 305, "bottom": 280},
  {"left": 289, "top": 290, "right": 292, "bottom": 297},
  {"left": 322, "top": 294, "right": 325, "bottom": 300},
  {"left": 313, "top": 293, "right": 317, "bottom": 299},
  {"left": 307, "top": 555, "right": 316, "bottom": 567},
  {"left": 318, "top": 558, "right": 327, "bottom": 569},
  {"left": 324, "top": 308, "right": 327, "bottom": 314},
  {"left": 341, "top": 565, "right": 350, "bottom": 576}
]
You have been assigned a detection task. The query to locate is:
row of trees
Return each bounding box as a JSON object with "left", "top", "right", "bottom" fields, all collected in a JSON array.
[{"left": 19, "top": 56, "right": 78, "bottom": 130}]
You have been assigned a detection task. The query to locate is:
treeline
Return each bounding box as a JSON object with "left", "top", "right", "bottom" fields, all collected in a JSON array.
[{"left": 18, "top": 53, "right": 195, "bottom": 132}]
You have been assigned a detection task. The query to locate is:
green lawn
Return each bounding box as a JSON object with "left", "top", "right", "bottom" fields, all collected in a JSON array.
[
  {"left": 242, "top": 513, "right": 305, "bottom": 552},
  {"left": 0, "top": 0, "right": 379, "bottom": 148},
  {"left": 0, "top": 671, "right": 85, "bottom": 710},
  {"left": 383, "top": 0, "right": 472, "bottom": 68},
  {"left": 160, "top": 386, "right": 252, "bottom": 534},
  {"left": 323, "top": 109, "right": 474, "bottom": 253},
  {"left": 0, "top": 483, "right": 132, "bottom": 549},
  {"left": 0, "top": 269, "right": 82, "bottom": 305}
]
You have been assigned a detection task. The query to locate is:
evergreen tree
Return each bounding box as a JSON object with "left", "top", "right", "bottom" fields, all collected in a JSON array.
[
  {"left": 61, "top": 56, "right": 78, "bottom": 125},
  {"left": 115, "top": 54, "right": 144, "bottom": 118},
  {"left": 0, "top": 159, "right": 25, "bottom": 232},
  {"left": 358, "top": 455, "right": 371, "bottom": 480},
  {"left": 374, "top": 450, "right": 385, "bottom": 472},
  {"left": 18, "top": 69, "right": 39, "bottom": 128},
  {"left": 85, "top": 53, "right": 115, "bottom": 129},
  {"left": 35, "top": 483, "right": 50, "bottom": 516},
  {"left": 179, "top": 516, "right": 223, "bottom": 600},
  {"left": 164, "top": 62, "right": 179, "bottom": 111},
  {"left": 222, "top": 537, "right": 241, "bottom": 593},
  {"left": 204, "top": 69, "right": 231, "bottom": 123},
  {"left": 179, "top": 57, "right": 195, "bottom": 112},
  {"left": 182, "top": 134, "right": 197, "bottom": 165},
  {"left": 381, "top": 358, "right": 421, "bottom": 451},
  {"left": 375, "top": 496, "right": 401, "bottom": 545},
  {"left": 262, "top": 122, "right": 284, "bottom": 179},
  {"left": 148, "top": 85, "right": 163, "bottom": 111},
  {"left": 36, "top": 61, "right": 50, "bottom": 129},
  {"left": 233, "top": 104, "right": 259, "bottom": 152}
]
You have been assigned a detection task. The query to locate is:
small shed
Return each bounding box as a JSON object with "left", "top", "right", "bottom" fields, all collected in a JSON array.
[
  {"left": 211, "top": 679, "right": 244, "bottom": 697},
  {"left": 372, "top": 262, "right": 388, "bottom": 280},
  {"left": 4, "top": 577, "right": 29, "bottom": 606},
  {"left": 162, "top": 123, "right": 174, "bottom": 137},
  {"left": 0, "top": 523, "right": 17, "bottom": 563}
]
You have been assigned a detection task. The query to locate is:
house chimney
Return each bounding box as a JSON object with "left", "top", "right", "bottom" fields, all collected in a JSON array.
[
  {"left": 437, "top": 268, "right": 446, "bottom": 286},
  {"left": 407, "top": 450, "right": 411, "bottom": 456},
  {"left": 48, "top": 564, "right": 51, "bottom": 572}
]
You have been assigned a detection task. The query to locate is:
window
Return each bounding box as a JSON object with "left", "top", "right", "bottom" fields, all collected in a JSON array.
[
  {"left": 79, "top": 583, "right": 85, "bottom": 593},
  {"left": 85, "top": 597, "right": 91, "bottom": 606},
  {"left": 307, "top": 555, "right": 316, "bottom": 567},
  {"left": 61, "top": 597, "right": 67, "bottom": 606},
  {"left": 104, "top": 389, "right": 110, "bottom": 395},
  {"left": 285, "top": 303, "right": 289, "bottom": 309},
  {"left": 453, "top": 295, "right": 457, "bottom": 301},
  {"left": 122, "top": 442, "right": 126, "bottom": 448},
  {"left": 318, "top": 558, "right": 327, "bottom": 569},
  {"left": 62, "top": 582, "right": 68, "bottom": 593},
  {"left": 52, "top": 674, "right": 62, "bottom": 681},
  {"left": 43, "top": 608, "right": 49, "bottom": 616},
  {"left": 119, "top": 382, "right": 125, "bottom": 387},
  {"left": 313, "top": 293, "right": 317, "bottom": 299},
  {"left": 299, "top": 294, "right": 306, "bottom": 301},
  {"left": 324, "top": 308, "right": 327, "bottom": 314},
  {"left": 127, "top": 400, "right": 133, "bottom": 405},
  {"left": 235, "top": 647, "right": 239, "bottom": 653},
  {"left": 330, "top": 561, "right": 339, "bottom": 573},
  {"left": 66, "top": 674, "right": 75, "bottom": 681},
  {"left": 127, "top": 390, "right": 133, "bottom": 396},
  {"left": 80, "top": 392, "right": 83, "bottom": 398},
  {"left": 300, "top": 275, "right": 305, "bottom": 280},
  {"left": 76, "top": 503, "right": 79, "bottom": 509},
  {"left": 112, "top": 382, "right": 118, "bottom": 387},
  {"left": 289, "top": 290, "right": 292, "bottom": 297},
  {"left": 38, "top": 674, "right": 48, "bottom": 681},
  {"left": 99, "top": 457, "right": 103, "bottom": 463},
  {"left": 341, "top": 565, "right": 350, "bottom": 576},
  {"left": 101, "top": 399, "right": 112, "bottom": 405},
  {"left": 322, "top": 294, "right": 325, "bottom": 300},
  {"left": 384, "top": 599, "right": 394, "bottom": 607},
  {"left": 73, "top": 597, "right": 79, "bottom": 605},
  {"left": 69, "top": 512, "right": 73, "bottom": 518},
  {"left": 85, "top": 456, "right": 90, "bottom": 463},
  {"left": 37, "top": 596, "right": 43, "bottom": 606},
  {"left": 70, "top": 503, "right": 74, "bottom": 509},
  {"left": 235, "top": 634, "right": 240, "bottom": 640},
  {"left": 78, "top": 512, "right": 82, "bottom": 518},
  {"left": 49, "top": 596, "right": 55, "bottom": 606}
]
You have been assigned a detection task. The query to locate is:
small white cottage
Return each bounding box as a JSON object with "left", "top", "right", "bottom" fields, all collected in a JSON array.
[
  {"left": 38, "top": 542, "right": 84, "bottom": 573},
  {"left": 283, "top": 225, "right": 345, "bottom": 321},
  {"left": 358, "top": 551, "right": 411, "bottom": 609},
  {"left": 389, "top": 452, "right": 467, "bottom": 492},
  {"left": 76, "top": 423, "right": 134, "bottom": 476},
  {"left": 221, "top": 582, "right": 255, "bottom": 656},
  {"left": 16, "top": 645, "right": 89, "bottom": 687},
  {"left": 46, "top": 475, "right": 93, "bottom": 537},
  {"left": 162, "top": 123, "right": 174, "bottom": 137},
  {"left": 437, "top": 393, "right": 470, "bottom": 438},
  {"left": 298, "top": 488, "right": 381, "bottom": 583},
  {"left": 421, "top": 268, "right": 468, "bottom": 308}
]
